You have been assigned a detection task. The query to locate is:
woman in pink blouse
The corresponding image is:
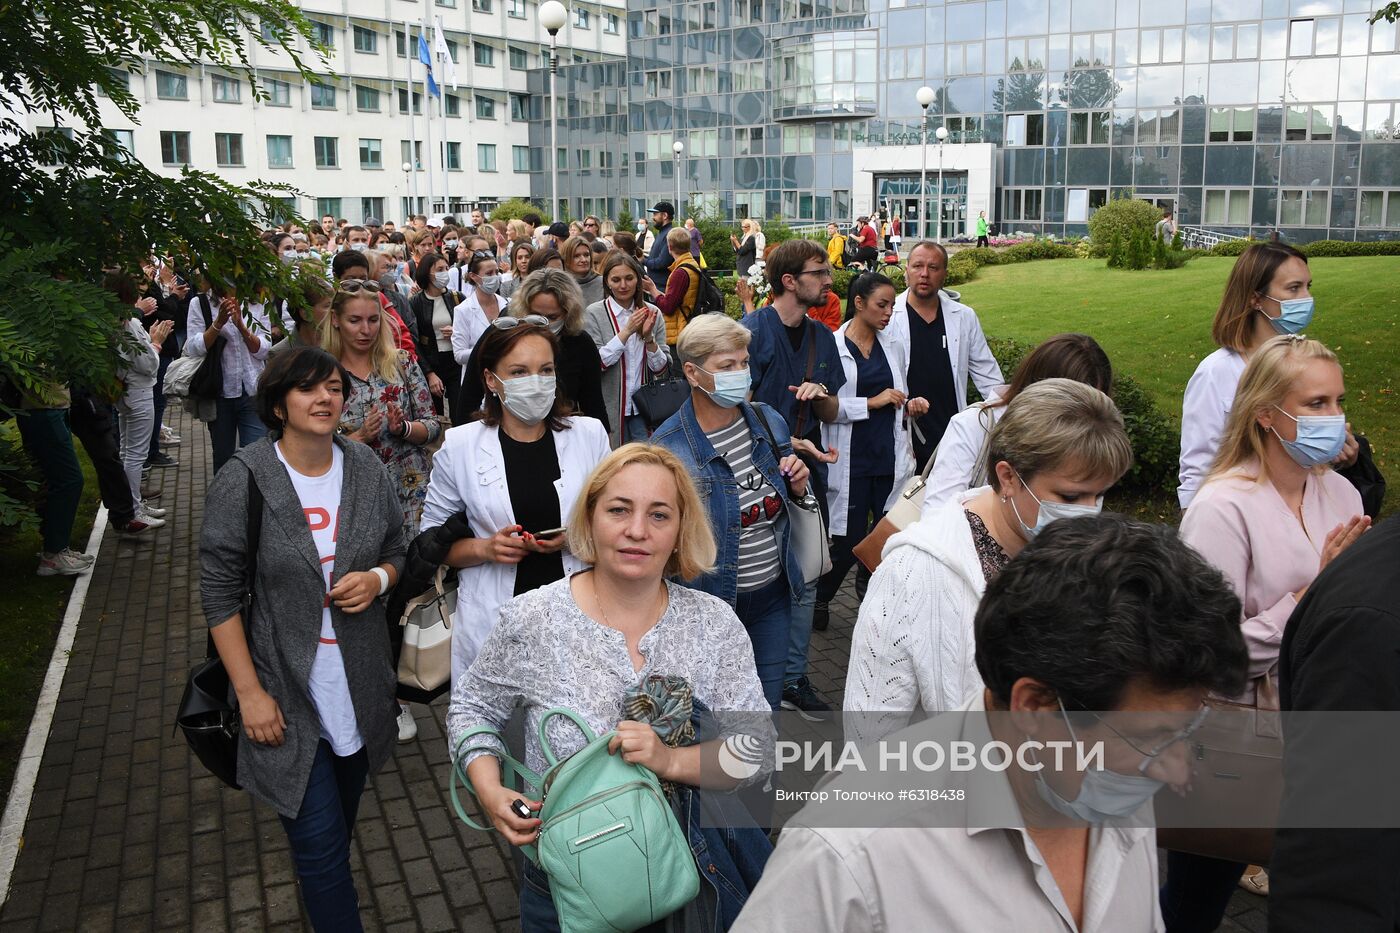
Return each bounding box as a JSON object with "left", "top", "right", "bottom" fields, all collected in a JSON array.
[{"left": 1166, "top": 334, "right": 1369, "bottom": 929}]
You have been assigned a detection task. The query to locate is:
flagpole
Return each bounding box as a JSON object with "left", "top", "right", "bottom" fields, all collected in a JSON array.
[
  {"left": 405, "top": 20, "right": 418, "bottom": 216},
  {"left": 433, "top": 16, "right": 458, "bottom": 219},
  {"left": 440, "top": 47, "right": 449, "bottom": 215},
  {"left": 419, "top": 23, "right": 436, "bottom": 213}
]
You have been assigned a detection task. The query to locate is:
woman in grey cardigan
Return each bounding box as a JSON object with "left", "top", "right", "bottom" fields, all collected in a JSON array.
[
  {"left": 582, "top": 251, "right": 671, "bottom": 448},
  {"left": 200, "top": 346, "right": 406, "bottom": 932}
]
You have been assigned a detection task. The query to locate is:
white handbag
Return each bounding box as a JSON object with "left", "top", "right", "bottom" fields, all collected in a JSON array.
[
  {"left": 788, "top": 493, "right": 832, "bottom": 584},
  {"left": 397, "top": 566, "right": 455, "bottom": 692}
]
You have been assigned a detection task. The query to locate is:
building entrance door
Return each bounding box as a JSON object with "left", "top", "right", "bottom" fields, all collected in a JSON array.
[{"left": 876, "top": 175, "right": 967, "bottom": 241}]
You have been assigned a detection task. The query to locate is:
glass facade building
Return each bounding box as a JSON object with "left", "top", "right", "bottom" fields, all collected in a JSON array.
[{"left": 528, "top": 0, "right": 1400, "bottom": 240}]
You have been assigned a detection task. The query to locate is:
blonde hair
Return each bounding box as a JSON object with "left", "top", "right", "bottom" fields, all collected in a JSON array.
[
  {"left": 509, "top": 267, "right": 585, "bottom": 336},
  {"left": 322, "top": 291, "right": 401, "bottom": 382},
  {"left": 986, "top": 378, "right": 1134, "bottom": 490},
  {"left": 676, "top": 314, "right": 751, "bottom": 368},
  {"left": 666, "top": 227, "right": 692, "bottom": 253},
  {"left": 1208, "top": 334, "right": 1341, "bottom": 484},
  {"left": 506, "top": 219, "right": 532, "bottom": 242},
  {"left": 568, "top": 444, "right": 717, "bottom": 580}
]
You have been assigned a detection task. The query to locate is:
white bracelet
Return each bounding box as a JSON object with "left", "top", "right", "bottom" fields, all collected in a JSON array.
[{"left": 369, "top": 566, "right": 390, "bottom": 596}]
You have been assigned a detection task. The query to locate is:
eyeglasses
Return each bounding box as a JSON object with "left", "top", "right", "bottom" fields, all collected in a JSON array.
[
  {"left": 336, "top": 279, "right": 383, "bottom": 295},
  {"left": 583, "top": 222, "right": 600, "bottom": 229},
  {"left": 489, "top": 314, "right": 552, "bottom": 330},
  {"left": 795, "top": 269, "right": 833, "bottom": 281},
  {"left": 1063, "top": 698, "right": 1211, "bottom": 774}
]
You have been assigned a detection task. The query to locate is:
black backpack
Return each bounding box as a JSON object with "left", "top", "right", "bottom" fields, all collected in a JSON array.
[
  {"left": 685, "top": 266, "right": 726, "bottom": 320},
  {"left": 842, "top": 235, "right": 861, "bottom": 267}
]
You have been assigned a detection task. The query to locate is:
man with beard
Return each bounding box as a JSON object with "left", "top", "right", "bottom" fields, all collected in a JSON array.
[{"left": 886, "top": 241, "right": 1003, "bottom": 470}]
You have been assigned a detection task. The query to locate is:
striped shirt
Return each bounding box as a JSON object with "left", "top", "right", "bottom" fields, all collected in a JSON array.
[{"left": 706, "top": 417, "right": 783, "bottom": 592}]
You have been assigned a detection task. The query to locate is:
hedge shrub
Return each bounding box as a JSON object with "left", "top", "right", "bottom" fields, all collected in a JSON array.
[
  {"left": 1301, "top": 239, "right": 1400, "bottom": 257},
  {"left": 489, "top": 198, "right": 551, "bottom": 225},
  {"left": 1208, "top": 239, "right": 1252, "bottom": 256},
  {"left": 1088, "top": 196, "right": 1161, "bottom": 257}
]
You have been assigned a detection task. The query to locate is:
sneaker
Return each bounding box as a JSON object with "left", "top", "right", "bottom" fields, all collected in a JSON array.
[
  {"left": 1238, "top": 866, "right": 1270, "bottom": 896},
  {"left": 159, "top": 427, "right": 181, "bottom": 446},
  {"left": 132, "top": 513, "right": 166, "bottom": 529},
  {"left": 813, "top": 601, "right": 830, "bottom": 632},
  {"left": 397, "top": 706, "right": 418, "bottom": 743},
  {"left": 780, "top": 677, "right": 832, "bottom": 723},
  {"left": 58, "top": 548, "right": 95, "bottom": 565},
  {"left": 119, "top": 519, "right": 156, "bottom": 535},
  {"left": 145, "top": 452, "right": 178, "bottom": 469},
  {"left": 139, "top": 504, "right": 167, "bottom": 519},
  {"left": 36, "top": 551, "right": 91, "bottom": 577}
]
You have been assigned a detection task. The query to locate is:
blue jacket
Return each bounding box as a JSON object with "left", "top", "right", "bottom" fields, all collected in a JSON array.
[
  {"left": 644, "top": 222, "right": 674, "bottom": 288},
  {"left": 651, "top": 398, "right": 806, "bottom": 605}
]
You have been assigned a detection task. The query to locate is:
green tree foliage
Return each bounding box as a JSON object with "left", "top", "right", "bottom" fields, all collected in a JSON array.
[
  {"left": 489, "top": 198, "right": 552, "bottom": 226},
  {"left": 1107, "top": 231, "right": 1126, "bottom": 268},
  {"left": 684, "top": 202, "right": 737, "bottom": 272}
]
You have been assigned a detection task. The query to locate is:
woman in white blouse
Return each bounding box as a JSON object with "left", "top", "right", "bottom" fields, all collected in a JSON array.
[
  {"left": 449, "top": 250, "right": 505, "bottom": 381},
  {"left": 583, "top": 252, "right": 671, "bottom": 448},
  {"left": 844, "top": 379, "right": 1133, "bottom": 744},
  {"left": 921, "top": 333, "right": 1113, "bottom": 514}
]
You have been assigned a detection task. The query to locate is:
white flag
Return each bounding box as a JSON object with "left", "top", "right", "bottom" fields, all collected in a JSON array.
[{"left": 434, "top": 18, "right": 459, "bottom": 90}]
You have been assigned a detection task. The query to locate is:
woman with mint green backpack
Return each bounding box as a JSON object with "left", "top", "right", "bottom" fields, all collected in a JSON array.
[{"left": 448, "top": 443, "right": 773, "bottom": 931}]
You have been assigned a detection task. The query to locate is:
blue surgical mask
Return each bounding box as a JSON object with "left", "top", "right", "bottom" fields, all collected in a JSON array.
[
  {"left": 697, "top": 367, "right": 751, "bottom": 408},
  {"left": 349, "top": 242, "right": 368, "bottom": 253},
  {"left": 478, "top": 274, "right": 502, "bottom": 294},
  {"left": 1008, "top": 469, "right": 1104, "bottom": 540},
  {"left": 1271, "top": 406, "right": 1346, "bottom": 467},
  {"left": 1259, "top": 294, "right": 1315, "bottom": 334},
  {"left": 1035, "top": 702, "right": 1164, "bottom": 823},
  {"left": 432, "top": 270, "right": 452, "bottom": 289}
]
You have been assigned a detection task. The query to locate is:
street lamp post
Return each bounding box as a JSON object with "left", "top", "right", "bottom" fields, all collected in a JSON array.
[
  {"left": 672, "top": 140, "right": 685, "bottom": 217},
  {"left": 402, "top": 161, "right": 414, "bottom": 217},
  {"left": 540, "top": 0, "right": 568, "bottom": 221},
  {"left": 934, "top": 125, "right": 949, "bottom": 243},
  {"left": 915, "top": 86, "right": 935, "bottom": 241}
]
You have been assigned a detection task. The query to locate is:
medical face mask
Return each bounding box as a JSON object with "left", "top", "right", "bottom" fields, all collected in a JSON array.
[
  {"left": 280, "top": 249, "right": 298, "bottom": 264},
  {"left": 349, "top": 242, "right": 368, "bottom": 253},
  {"left": 1007, "top": 470, "right": 1104, "bottom": 540},
  {"left": 444, "top": 239, "right": 459, "bottom": 250},
  {"left": 545, "top": 319, "right": 565, "bottom": 336},
  {"left": 1259, "top": 294, "right": 1315, "bottom": 334},
  {"left": 477, "top": 274, "right": 502, "bottom": 294},
  {"left": 1034, "top": 701, "right": 1166, "bottom": 823},
  {"left": 432, "top": 270, "right": 452, "bottom": 289},
  {"left": 491, "top": 372, "right": 556, "bottom": 425},
  {"left": 296, "top": 250, "right": 310, "bottom": 260},
  {"left": 697, "top": 367, "right": 751, "bottom": 408},
  {"left": 1271, "top": 406, "right": 1346, "bottom": 467}
]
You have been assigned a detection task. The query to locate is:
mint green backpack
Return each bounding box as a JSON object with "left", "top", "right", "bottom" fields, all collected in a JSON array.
[{"left": 451, "top": 707, "right": 700, "bottom": 932}]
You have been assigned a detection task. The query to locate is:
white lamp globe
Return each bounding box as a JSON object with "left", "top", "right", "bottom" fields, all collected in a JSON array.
[
  {"left": 673, "top": 140, "right": 685, "bottom": 153},
  {"left": 402, "top": 161, "right": 413, "bottom": 172},
  {"left": 935, "top": 126, "right": 950, "bottom": 142},
  {"left": 915, "top": 86, "right": 936, "bottom": 108},
  {"left": 540, "top": 0, "right": 568, "bottom": 32}
]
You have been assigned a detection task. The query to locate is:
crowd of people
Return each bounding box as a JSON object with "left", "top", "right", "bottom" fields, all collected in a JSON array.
[{"left": 11, "top": 205, "right": 1390, "bottom": 933}]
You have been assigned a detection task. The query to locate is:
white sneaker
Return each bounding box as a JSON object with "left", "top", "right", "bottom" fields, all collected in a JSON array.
[
  {"left": 159, "top": 427, "right": 181, "bottom": 446},
  {"left": 37, "top": 551, "right": 91, "bottom": 577},
  {"left": 397, "top": 706, "right": 418, "bottom": 743},
  {"left": 135, "top": 512, "right": 167, "bottom": 529},
  {"left": 58, "top": 548, "right": 95, "bottom": 565},
  {"left": 139, "top": 504, "right": 167, "bottom": 519}
]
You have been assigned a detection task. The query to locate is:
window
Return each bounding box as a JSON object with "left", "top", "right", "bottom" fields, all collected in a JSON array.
[
  {"left": 264, "top": 79, "right": 291, "bottom": 106},
  {"left": 436, "top": 0, "right": 456, "bottom": 7},
  {"left": 1204, "top": 189, "right": 1251, "bottom": 225},
  {"left": 395, "top": 30, "right": 408, "bottom": 57},
  {"left": 1066, "top": 188, "right": 1109, "bottom": 222},
  {"left": 311, "top": 21, "right": 336, "bottom": 48},
  {"left": 1359, "top": 191, "right": 1399, "bottom": 228},
  {"left": 575, "top": 7, "right": 590, "bottom": 28},
  {"left": 1005, "top": 37, "right": 1047, "bottom": 70},
  {"left": 1070, "top": 32, "right": 1112, "bottom": 67},
  {"left": 732, "top": 60, "right": 765, "bottom": 92},
  {"left": 1208, "top": 107, "right": 1255, "bottom": 142},
  {"left": 1279, "top": 190, "right": 1329, "bottom": 226},
  {"left": 945, "top": 115, "right": 981, "bottom": 143},
  {"left": 361, "top": 198, "right": 384, "bottom": 221},
  {"left": 1002, "top": 188, "right": 1043, "bottom": 221},
  {"left": 310, "top": 82, "right": 337, "bottom": 109},
  {"left": 735, "top": 126, "right": 764, "bottom": 155},
  {"left": 1005, "top": 113, "right": 1045, "bottom": 146},
  {"left": 401, "top": 140, "right": 424, "bottom": 169},
  {"left": 510, "top": 94, "right": 529, "bottom": 120},
  {"left": 359, "top": 138, "right": 382, "bottom": 168},
  {"left": 260, "top": 20, "right": 278, "bottom": 42},
  {"left": 316, "top": 198, "right": 342, "bottom": 220},
  {"left": 211, "top": 75, "right": 241, "bottom": 103},
  {"left": 478, "top": 143, "right": 497, "bottom": 172},
  {"left": 215, "top": 132, "right": 244, "bottom": 166},
  {"left": 160, "top": 131, "right": 190, "bottom": 166},
  {"left": 38, "top": 127, "right": 74, "bottom": 165},
  {"left": 645, "top": 69, "right": 672, "bottom": 98},
  {"left": 101, "top": 128, "right": 136, "bottom": 162},
  {"left": 605, "top": 13, "right": 619, "bottom": 33},
  {"left": 1138, "top": 109, "right": 1181, "bottom": 143},
  {"left": 356, "top": 86, "right": 381, "bottom": 112},
  {"left": 1211, "top": 23, "right": 1260, "bottom": 61},
  {"left": 946, "top": 42, "right": 984, "bottom": 76},
  {"left": 397, "top": 88, "right": 424, "bottom": 114},
  {"left": 314, "top": 136, "right": 339, "bottom": 168},
  {"left": 1289, "top": 17, "right": 1340, "bottom": 56},
  {"left": 782, "top": 125, "right": 815, "bottom": 154},
  {"left": 266, "top": 135, "right": 293, "bottom": 168},
  {"left": 445, "top": 39, "right": 460, "bottom": 62},
  {"left": 509, "top": 46, "right": 529, "bottom": 69},
  {"left": 1139, "top": 28, "right": 1184, "bottom": 64},
  {"left": 509, "top": 0, "right": 526, "bottom": 16},
  {"left": 445, "top": 141, "right": 462, "bottom": 170},
  {"left": 474, "top": 42, "right": 494, "bottom": 66},
  {"left": 578, "top": 149, "right": 592, "bottom": 170},
  {"left": 445, "top": 94, "right": 461, "bottom": 117},
  {"left": 476, "top": 96, "right": 496, "bottom": 119},
  {"left": 156, "top": 70, "right": 188, "bottom": 100},
  {"left": 1069, "top": 111, "right": 1110, "bottom": 145},
  {"left": 353, "top": 26, "right": 378, "bottom": 53},
  {"left": 513, "top": 145, "right": 530, "bottom": 172},
  {"left": 95, "top": 67, "right": 128, "bottom": 98},
  {"left": 472, "top": 0, "right": 492, "bottom": 10},
  {"left": 1286, "top": 104, "right": 1335, "bottom": 141},
  {"left": 686, "top": 66, "right": 718, "bottom": 94}
]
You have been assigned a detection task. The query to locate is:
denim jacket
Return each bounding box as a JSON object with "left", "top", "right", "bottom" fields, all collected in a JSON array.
[{"left": 651, "top": 399, "right": 806, "bottom": 605}]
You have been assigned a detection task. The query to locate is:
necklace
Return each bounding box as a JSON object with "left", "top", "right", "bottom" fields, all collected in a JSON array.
[{"left": 591, "top": 574, "right": 665, "bottom": 631}]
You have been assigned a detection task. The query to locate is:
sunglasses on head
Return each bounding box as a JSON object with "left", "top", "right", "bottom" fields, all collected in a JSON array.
[
  {"left": 489, "top": 314, "right": 551, "bottom": 330},
  {"left": 337, "top": 279, "right": 383, "bottom": 295}
]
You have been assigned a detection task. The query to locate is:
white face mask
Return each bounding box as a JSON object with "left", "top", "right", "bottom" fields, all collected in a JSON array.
[
  {"left": 349, "top": 242, "right": 368, "bottom": 253},
  {"left": 491, "top": 372, "right": 556, "bottom": 425},
  {"left": 444, "top": 239, "right": 459, "bottom": 250},
  {"left": 280, "top": 249, "right": 298, "bottom": 263},
  {"left": 477, "top": 274, "right": 501, "bottom": 294},
  {"left": 432, "top": 270, "right": 452, "bottom": 289}
]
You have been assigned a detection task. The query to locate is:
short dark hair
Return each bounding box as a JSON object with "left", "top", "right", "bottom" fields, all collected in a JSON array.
[
  {"left": 474, "top": 323, "right": 572, "bottom": 431},
  {"left": 522, "top": 212, "right": 542, "bottom": 228},
  {"left": 526, "top": 247, "right": 563, "bottom": 274},
  {"left": 765, "top": 239, "right": 827, "bottom": 297},
  {"left": 103, "top": 269, "right": 142, "bottom": 306},
  {"left": 255, "top": 346, "right": 351, "bottom": 435},
  {"left": 908, "top": 240, "right": 949, "bottom": 265},
  {"left": 974, "top": 515, "right": 1249, "bottom": 710},
  {"left": 414, "top": 251, "right": 447, "bottom": 292},
  {"left": 344, "top": 225, "right": 368, "bottom": 238},
  {"left": 331, "top": 249, "right": 371, "bottom": 280}
]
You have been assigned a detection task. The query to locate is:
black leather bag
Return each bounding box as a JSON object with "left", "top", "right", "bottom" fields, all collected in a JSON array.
[
  {"left": 189, "top": 295, "right": 226, "bottom": 400},
  {"left": 1337, "top": 434, "right": 1386, "bottom": 519},
  {"left": 175, "top": 471, "right": 262, "bottom": 789},
  {"left": 631, "top": 364, "right": 692, "bottom": 430}
]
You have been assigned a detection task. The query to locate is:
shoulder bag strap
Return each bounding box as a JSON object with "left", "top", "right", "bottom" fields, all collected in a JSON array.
[
  {"left": 751, "top": 404, "right": 793, "bottom": 464},
  {"left": 207, "top": 468, "right": 263, "bottom": 660},
  {"left": 793, "top": 326, "right": 818, "bottom": 440}
]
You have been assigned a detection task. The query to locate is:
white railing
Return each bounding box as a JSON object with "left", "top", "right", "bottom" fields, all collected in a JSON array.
[{"left": 1178, "top": 225, "right": 1248, "bottom": 249}]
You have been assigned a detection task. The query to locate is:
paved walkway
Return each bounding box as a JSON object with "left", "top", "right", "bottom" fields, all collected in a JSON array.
[{"left": 0, "top": 408, "right": 1268, "bottom": 931}]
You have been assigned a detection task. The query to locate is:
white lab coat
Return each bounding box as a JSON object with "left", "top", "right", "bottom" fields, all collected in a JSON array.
[
  {"left": 820, "top": 322, "right": 917, "bottom": 537},
  {"left": 420, "top": 416, "right": 611, "bottom": 686},
  {"left": 885, "top": 289, "right": 1004, "bottom": 414},
  {"left": 1177, "top": 347, "right": 1248, "bottom": 509},
  {"left": 920, "top": 387, "right": 1008, "bottom": 516},
  {"left": 449, "top": 289, "right": 500, "bottom": 375}
]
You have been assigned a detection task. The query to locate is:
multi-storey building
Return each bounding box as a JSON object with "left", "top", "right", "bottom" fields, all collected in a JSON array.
[
  {"left": 28, "top": 0, "right": 626, "bottom": 223},
  {"left": 532, "top": 0, "right": 1400, "bottom": 240}
]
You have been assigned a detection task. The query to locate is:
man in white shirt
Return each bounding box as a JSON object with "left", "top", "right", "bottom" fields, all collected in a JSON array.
[{"left": 735, "top": 515, "right": 1250, "bottom": 933}]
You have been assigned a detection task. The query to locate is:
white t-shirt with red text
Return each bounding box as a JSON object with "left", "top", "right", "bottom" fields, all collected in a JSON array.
[{"left": 275, "top": 442, "right": 364, "bottom": 756}]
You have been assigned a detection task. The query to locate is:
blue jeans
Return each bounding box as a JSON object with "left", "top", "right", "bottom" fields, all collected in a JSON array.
[
  {"left": 16, "top": 410, "right": 84, "bottom": 553},
  {"left": 210, "top": 392, "right": 266, "bottom": 475},
  {"left": 785, "top": 580, "right": 816, "bottom": 686},
  {"left": 733, "top": 573, "right": 792, "bottom": 709},
  {"left": 624, "top": 414, "right": 650, "bottom": 443},
  {"left": 1159, "top": 851, "right": 1246, "bottom": 933},
  {"left": 279, "top": 740, "right": 370, "bottom": 933},
  {"left": 146, "top": 354, "right": 171, "bottom": 463}
]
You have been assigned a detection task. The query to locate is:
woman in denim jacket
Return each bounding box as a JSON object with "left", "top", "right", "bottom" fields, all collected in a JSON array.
[{"left": 650, "top": 315, "right": 812, "bottom": 709}]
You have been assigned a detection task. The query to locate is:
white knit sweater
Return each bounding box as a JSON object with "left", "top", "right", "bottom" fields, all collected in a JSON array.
[{"left": 843, "top": 488, "right": 990, "bottom": 745}]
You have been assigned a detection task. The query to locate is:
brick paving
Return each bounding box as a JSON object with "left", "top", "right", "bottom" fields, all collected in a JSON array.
[{"left": 0, "top": 406, "right": 1267, "bottom": 931}]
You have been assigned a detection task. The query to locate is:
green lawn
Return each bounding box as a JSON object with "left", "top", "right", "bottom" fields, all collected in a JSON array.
[{"left": 958, "top": 255, "right": 1400, "bottom": 519}]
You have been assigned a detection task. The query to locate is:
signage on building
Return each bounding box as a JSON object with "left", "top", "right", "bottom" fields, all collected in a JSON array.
[{"left": 853, "top": 131, "right": 984, "bottom": 146}]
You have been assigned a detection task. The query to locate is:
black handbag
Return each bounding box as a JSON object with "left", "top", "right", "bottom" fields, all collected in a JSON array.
[
  {"left": 176, "top": 470, "right": 262, "bottom": 789},
  {"left": 189, "top": 294, "right": 227, "bottom": 400},
  {"left": 1337, "top": 434, "right": 1386, "bottom": 519},
  {"left": 630, "top": 352, "right": 691, "bottom": 429}
]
